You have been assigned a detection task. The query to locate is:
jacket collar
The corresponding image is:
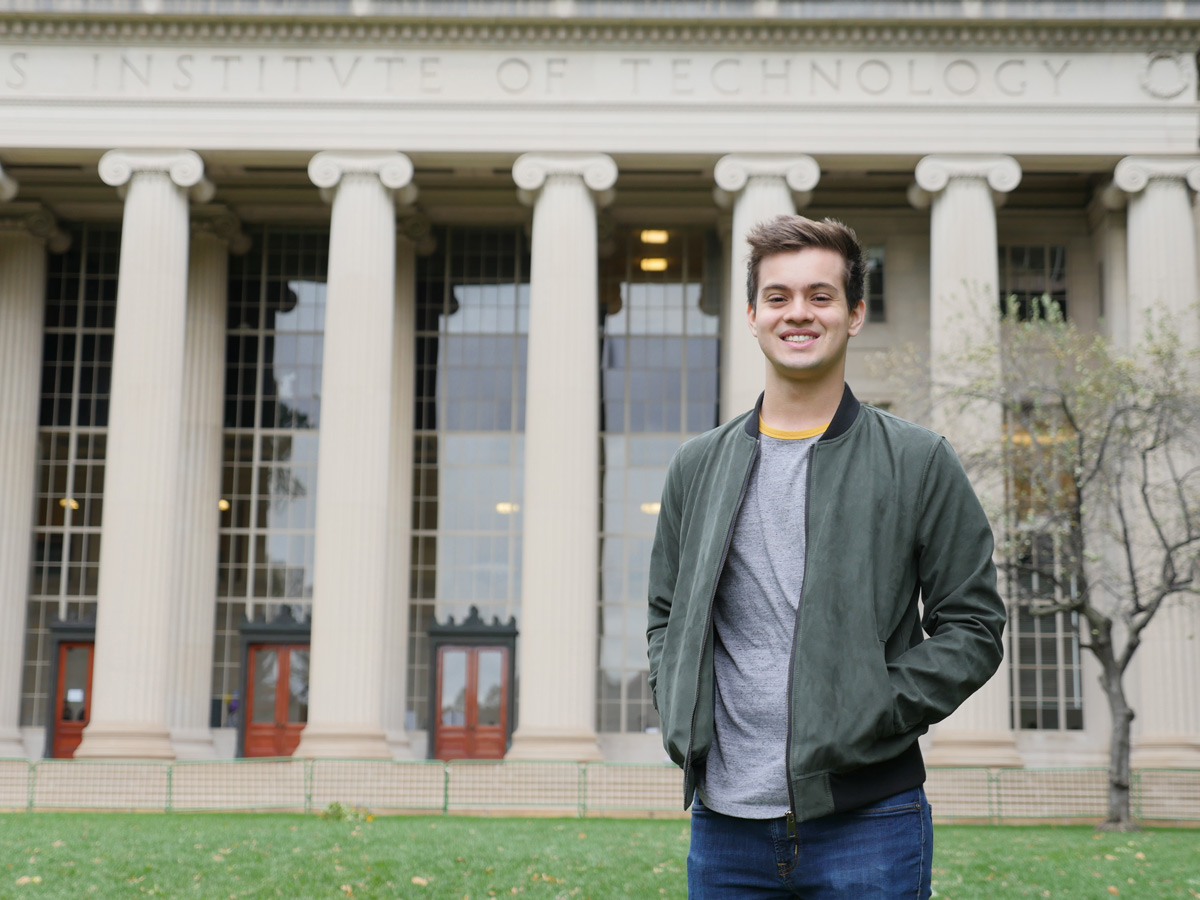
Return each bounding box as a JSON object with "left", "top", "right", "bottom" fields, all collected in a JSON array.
[{"left": 742, "top": 383, "right": 862, "bottom": 441}]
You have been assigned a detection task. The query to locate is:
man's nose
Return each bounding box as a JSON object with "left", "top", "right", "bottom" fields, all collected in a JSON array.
[{"left": 782, "top": 297, "right": 813, "bottom": 321}]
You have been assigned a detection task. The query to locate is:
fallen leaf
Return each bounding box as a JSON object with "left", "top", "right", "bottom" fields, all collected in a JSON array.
[
  {"left": 1108, "top": 888, "right": 1119, "bottom": 895},
  {"left": 1135, "top": 852, "right": 1146, "bottom": 860},
  {"left": 15, "top": 876, "right": 31, "bottom": 885},
  {"left": 412, "top": 876, "right": 429, "bottom": 886},
  {"left": 340, "top": 885, "right": 353, "bottom": 897}
]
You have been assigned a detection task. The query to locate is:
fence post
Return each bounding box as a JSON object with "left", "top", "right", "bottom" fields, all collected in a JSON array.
[
  {"left": 26, "top": 760, "right": 35, "bottom": 812},
  {"left": 442, "top": 763, "right": 450, "bottom": 816},
  {"left": 166, "top": 762, "right": 173, "bottom": 814},
  {"left": 1132, "top": 768, "right": 1141, "bottom": 822},
  {"left": 304, "top": 759, "right": 314, "bottom": 815},
  {"left": 989, "top": 768, "right": 1000, "bottom": 824},
  {"left": 578, "top": 763, "right": 587, "bottom": 819}
]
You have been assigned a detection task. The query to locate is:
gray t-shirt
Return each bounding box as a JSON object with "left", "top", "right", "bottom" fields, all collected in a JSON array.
[{"left": 698, "top": 421, "right": 823, "bottom": 819}]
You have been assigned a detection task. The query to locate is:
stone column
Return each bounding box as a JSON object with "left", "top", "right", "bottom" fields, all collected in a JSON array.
[
  {"left": 1113, "top": 157, "right": 1200, "bottom": 351},
  {"left": 76, "top": 150, "right": 209, "bottom": 759},
  {"left": 1088, "top": 183, "right": 1129, "bottom": 347},
  {"left": 505, "top": 152, "right": 617, "bottom": 761},
  {"left": 382, "top": 213, "right": 429, "bottom": 756},
  {"left": 911, "top": 154, "right": 1023, "bottom": 767},
  {"left": 712, "top": 154, "right": 820, "bottom": 422},
  {"left": 0, "top": 191, "right": 69, "bottom": 758},
  {"left": 293, "top": 152, "right": 414, "bottom": 759},
  {"left": 1113, "top": 156, "right": 1200, "bottom": 766},
  {"left": 168, "top": 209, "right": 247, "bottom": 759},
  {"left": 1133, "top": 601, "right": 1200, "bottom": 767}
]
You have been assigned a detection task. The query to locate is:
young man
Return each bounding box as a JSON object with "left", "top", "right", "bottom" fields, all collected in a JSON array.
[{"left": 646, "top": 215, "right": 1005, "bottom": 899}]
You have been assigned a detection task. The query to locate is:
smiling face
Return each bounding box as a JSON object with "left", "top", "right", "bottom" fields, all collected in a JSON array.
[{"left": 747, "top": 247, "right": 866, "bottom": 393}]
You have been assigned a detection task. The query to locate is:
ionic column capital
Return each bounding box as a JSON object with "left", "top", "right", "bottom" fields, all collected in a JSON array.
[
  {"left": 713, "top": 153, "right": 820, "bottom": 194},
  {"left": 98, "top": 149, "right": 212, "bottom": 201},
  {"left": 0, "top": 162, "right": 17, "bottom": 202},
  {"left": 308, "top": 151, "right": 417, "bottom": 205},
  {"left": 512, "top": 152, "right": 617, "bottom": 207},
  {"left": 1113, "top": 156, "right": 1200, "bottom": 194},
  {"left": 191, "top": 207, "right": 250, "bottom": 254},
  {"left": 910, "top": 154, "right": 1021, "bottom": 210},
  {"left": 914, "top": 154, "right": 1022, "bottom": 194},
  {"left": 713, "top": 154, "right": 819, "bottom": 209},
  {"left": 0, "top": 205, "right": 71, "bottom": 253}
]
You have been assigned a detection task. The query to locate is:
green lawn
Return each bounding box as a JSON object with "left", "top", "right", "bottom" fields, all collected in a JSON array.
[{"left": 0, "top": 813, "right": 1197, "bottom": 899}]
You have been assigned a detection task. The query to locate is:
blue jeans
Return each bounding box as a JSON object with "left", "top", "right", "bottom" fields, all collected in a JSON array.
[{"left": 687, "top": 787, "right": 933, "bottom": 899}]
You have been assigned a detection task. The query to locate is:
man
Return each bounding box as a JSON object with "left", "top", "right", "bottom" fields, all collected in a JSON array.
[{"left": 646, "top": 215, "right": 1005, "bottom": 899}]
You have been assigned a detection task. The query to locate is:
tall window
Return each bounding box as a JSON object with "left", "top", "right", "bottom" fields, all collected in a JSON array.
[
  {"left": 865, "top": 245, "right": 885, "bottom": 323},
  {"left": 1005, "top": 413, "right": 1084, "bottom": 731},
  {"left": 999, "top": 245, "right": 1067, "bottom": 320},
  {"left": 597, "top": 227, "right": 720, "bottom": 734},
  {"left": 408, "top": 227, "right": 529, "bottom": 731},
  {"left": 213, "top": 229, "right": 327, "bottom": 727},
  {"left": 22, "top": 225, "right": 119, "bottom": 726}
]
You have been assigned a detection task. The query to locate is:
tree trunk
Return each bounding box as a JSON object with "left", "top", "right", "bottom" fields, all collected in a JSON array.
[{"left": 1099, "top": 660, "right": 1138, "bottom": 831}]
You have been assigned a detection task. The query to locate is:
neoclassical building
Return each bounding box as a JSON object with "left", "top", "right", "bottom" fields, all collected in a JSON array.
[{"left": 0, "top": 0, "right": 1198, "bottom": 768}]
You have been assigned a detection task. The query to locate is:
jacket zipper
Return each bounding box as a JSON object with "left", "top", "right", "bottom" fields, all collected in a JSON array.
[
  {"left": 682, "top": 436, "right": 760, "bottom": 802},
  {"left": 784, "top": 442, "right": 818, "bottom": 837}
]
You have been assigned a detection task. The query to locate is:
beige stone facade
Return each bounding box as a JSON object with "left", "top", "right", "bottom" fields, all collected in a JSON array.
[{"left": 1, "top": 1, "right": 1198, "bottom": 768}]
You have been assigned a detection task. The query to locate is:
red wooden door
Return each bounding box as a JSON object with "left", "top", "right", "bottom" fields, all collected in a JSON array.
[
  {"left": 52, "top": 642, "right": 94, "bottom": 759},
  {"left": 244, "top": 644, "right": 309, "bottom": 757},
  {"left": 433, "top": 645, "right": 508, "bottom": 760}
]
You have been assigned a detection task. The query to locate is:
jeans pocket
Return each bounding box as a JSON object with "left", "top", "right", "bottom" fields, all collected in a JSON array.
[{"left": 845, "top": 786, "right": 923, "bottom": 817}]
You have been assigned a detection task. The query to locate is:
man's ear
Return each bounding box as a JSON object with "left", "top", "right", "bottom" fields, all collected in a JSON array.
[
  {"left": 746, "top": 301, "right": 757, "bottom": 337},
  {"left": 848, "top": 299, "right": 866, "bottom": 337}
]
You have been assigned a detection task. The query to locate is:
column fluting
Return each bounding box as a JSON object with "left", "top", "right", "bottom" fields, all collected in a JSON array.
[
  {"left": 505, "top": 152, "right": 617, "bottom": 761},
  {"left": 0, "top": 204, "right": 68, "bottom": 757},
  {"left": 1113, "top": 157, "right": 1200, "bottom": 352},
  {"left": 713, "top": 154, "right": 820, "bottom": 422},
  {"left": 167, "top": 210, "right": 246, "bottom": 758},
  {"left": 1114, "top": 156, "right": 1200, "bottom": 766},
  {"left": 382, "top": 215, "right": 426, "bottom": 754},
  {"left": 911, "top": 154, "right": 1023, "bottom": 767},
  {"left": 293, "top": 152, "right": 412, "bottom": 759},
  {"left": 76, "top": 150, "right": 207, "bottom": 759}
]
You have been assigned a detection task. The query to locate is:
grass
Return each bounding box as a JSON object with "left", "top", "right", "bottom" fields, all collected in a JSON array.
[{"left": 0, "top": 813, "right": 1197, "bottom": 899}]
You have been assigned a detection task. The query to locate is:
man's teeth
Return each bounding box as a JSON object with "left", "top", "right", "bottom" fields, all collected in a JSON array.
[{"left": 783, "top": 335, "right": 815, "bottom": 344}]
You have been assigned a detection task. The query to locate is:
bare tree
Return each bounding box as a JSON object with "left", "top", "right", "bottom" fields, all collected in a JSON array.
[{"left": 933, "top": 298, "right": 1200, "bottom": 830}]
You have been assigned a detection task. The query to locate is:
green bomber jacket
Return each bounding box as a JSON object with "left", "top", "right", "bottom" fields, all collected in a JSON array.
[{"left": 646, "top": 384, "right": 1006, "bottom": 824}]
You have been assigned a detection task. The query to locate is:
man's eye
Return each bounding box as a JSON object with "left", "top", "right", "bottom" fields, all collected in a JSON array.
[{"left": 811, "top": 294, "right": 833, "bottom": 303}]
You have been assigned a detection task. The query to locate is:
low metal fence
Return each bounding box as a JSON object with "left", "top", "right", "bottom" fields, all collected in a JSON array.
[{"left": 0, "top": 759, "right": 1196, "bottom": 823}]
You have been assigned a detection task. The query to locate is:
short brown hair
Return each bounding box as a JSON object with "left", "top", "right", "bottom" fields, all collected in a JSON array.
[{"left": 745, "top": 215, "right": 865, "bottom": 311}]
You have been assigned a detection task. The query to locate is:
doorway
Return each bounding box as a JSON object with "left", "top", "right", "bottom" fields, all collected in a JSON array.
[
  {"left": 243, "top": 643, "right": 309, "bottom": 757},
  {"left": 433, "top": 645, "right": 509, "bottom": 760},
  {"left": 426, "top": 605, "right": 518, "bottom": 760},
  {"left": 44, "top": 617, "right": 96, "bottom": 759},
  {"left": 51, "top": 642, "right": 93, "bottom": 759}
]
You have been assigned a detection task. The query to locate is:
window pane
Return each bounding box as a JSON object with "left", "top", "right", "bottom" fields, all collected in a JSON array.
[
  {"left": 476, "top": 650, "right": 503, "bottom": 727},
  {"left": 440, "top": 650, "right": 467, "bottom": 726},
  {"left": 597, "top": 227, "right": 719, "bottom": 733},
  {"left": 252, "top": 649, "right": 278, "bottom": 724}
]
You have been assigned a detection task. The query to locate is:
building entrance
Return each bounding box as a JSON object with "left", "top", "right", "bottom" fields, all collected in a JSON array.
[
  {"left": 243, "top": 643, "right": 309, "bottom": 757},
  {"left": 433, "top": 645, "right": 509, "bottom": 760},
  {"left": 51, "top": 642, "right": 93, "bottom": 759}
]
